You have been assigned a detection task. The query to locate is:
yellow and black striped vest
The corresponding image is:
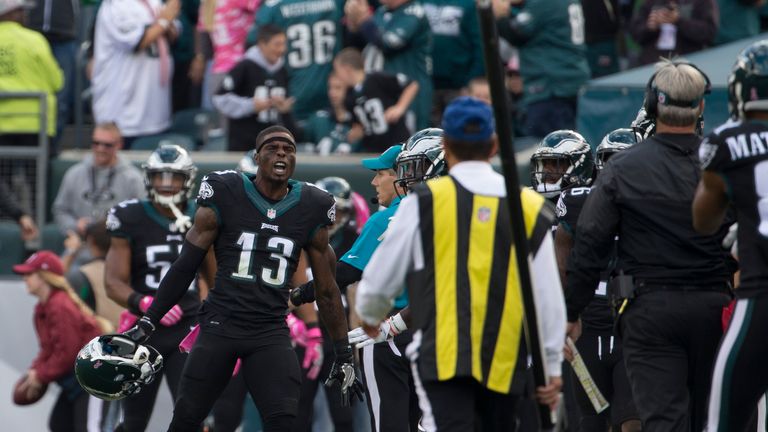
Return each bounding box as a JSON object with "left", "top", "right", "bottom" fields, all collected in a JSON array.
[{"left": 407, "top": 176, "right": 554, "bottom": 394}]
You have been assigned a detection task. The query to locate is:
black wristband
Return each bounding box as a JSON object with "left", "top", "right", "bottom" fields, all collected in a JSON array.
[
  {"left": 333, "top": 339, "right": 353, "bottom": 361},
  {"left": 306, "top": 321, "right": 319, "bottom": 329},
  {"left": 127, "top": 292, "right": 144, "bottom": 316}
]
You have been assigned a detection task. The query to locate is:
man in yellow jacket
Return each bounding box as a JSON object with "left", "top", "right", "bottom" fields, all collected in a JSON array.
[{"left": 0, "top": 0, "right": 62, "bottom": 147}]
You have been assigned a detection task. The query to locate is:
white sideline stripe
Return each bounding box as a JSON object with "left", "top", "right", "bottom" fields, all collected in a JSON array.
[
  {"left": 706, "top": 299, "right": 748, "bottom": 431},
  {"left": 411, "top": 360, "right": 436, "bottom": 431},
  {"left": 363, "top": 344, "right": 381, "bottom": 432},
  {"left": 87, "top": 395, "right": 103, "bottom": 432}
]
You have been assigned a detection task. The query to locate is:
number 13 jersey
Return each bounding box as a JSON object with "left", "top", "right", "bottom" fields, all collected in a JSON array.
[
  {"left": 700, "top": 119, "right": 768, "bottom": 297},
  {"left": 196, "top": 170, "right": 335, "bottom": 331}
]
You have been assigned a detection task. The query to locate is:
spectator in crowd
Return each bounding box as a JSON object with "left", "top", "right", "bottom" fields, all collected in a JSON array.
[
  {"left": 467, "top": 76, "right": 491, "bottom": 105},
  {"left": 334, "top": 47, "right": 419, "bottom": 153},
  {"left": 26, "top": 0, "right": 79, "bottom": 148},
  {"left": 67, "top": 219, "right": 125, "bottom": 330},
  {"left": 199, "top": 0, "right": 259, "bottom": 109},
  {"left": 629, "top": 0, "right": 718, "bottom": 66},
  {"left": 564, "top": 61, "right": 731, "bottom": 432},
  {"left": 13, "top": 251, "right": 110, "bottom": 432},
  {"left": 0, "top": 0, "right": 62, "bottom": 149},
  {"left": 52, "top": 122, "right": 145, "bottom": 237},
  {"left": 213, "top": 24, "right": 295, "bottom": 152},
  {"left": 423, "top": 0, "right": 484, "bottom": 125},
  {"left": 714, "top": 0, "right": 763, "bottom": 45},
  {"left": 91, "top": 0, "right": 181, "bottom": 148},
  {"left": 345, "top": 0, "right": 434, "bottom": 131},
  {"left": 255, "top": 0, "right": 343, "bottom": 124},
  {"left": 171, "top": 0, "right": 203, "bottom": 112},
  {"left": 504, "top": 55, "right": 525, "bottom": 137},
  {"left": 0, "top": 181, "right": 39, "bottom": 241},
  {"left": 302, "top": 72, "right": 360, "bottom": 155},
  {"left": 496, "top": 0, "right": 591, "bottom": 138},
  {"left": 582, "top": 0, "right": 621, "bottom": 77}
]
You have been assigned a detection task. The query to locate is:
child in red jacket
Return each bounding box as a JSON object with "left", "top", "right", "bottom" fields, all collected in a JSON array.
[{"left": 13, "top": 251, "right": 110, "bottom": 432}]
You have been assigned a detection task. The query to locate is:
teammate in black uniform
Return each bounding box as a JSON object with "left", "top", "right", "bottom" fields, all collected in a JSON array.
[
  {"left": 124, "top": 126, "right": 363, "bottom": 431},
  {"left": 292, "top": 176, "right": 360, "bottom": 432},
  {"left": 105, "top": 144, "right": 216, "bottom": 432},
  {"left": 530, "top": 129, "right": 595, "bottom": 204},
  {"left": 555, "top": 128, "right": 640, "bottom": 432},
  {"left": 694, "top": 40, "right": 768, "bottom": 432}
]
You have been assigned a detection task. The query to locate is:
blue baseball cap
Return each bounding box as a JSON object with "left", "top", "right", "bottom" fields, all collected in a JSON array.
[
  {"left": 362, "top": 144, "right": 402, "bottom": 170},
  {"left": 442, "top": 96, "right": 495, "bottom": 141}
]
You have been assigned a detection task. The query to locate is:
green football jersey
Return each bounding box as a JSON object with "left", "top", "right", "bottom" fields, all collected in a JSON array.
[
  {"left": 500, "top": 0, "right": 591, "bottom": 105},
  {"left": 366, "top": 0, "right": 433, "bottom": 129},
  {"left": 256, "top": 0, "right": 344, "bottom": 121},
  {"left": 302, "top": 110, "right": 359, "bottom": 154}
]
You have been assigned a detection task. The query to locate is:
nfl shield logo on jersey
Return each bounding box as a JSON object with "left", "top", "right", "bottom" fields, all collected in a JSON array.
[
  {"left": 267, "top": 208, "right": 277, "bottom": 219},
  {"left": 477, "top": 207, "right": 491, "bottom": 223}
]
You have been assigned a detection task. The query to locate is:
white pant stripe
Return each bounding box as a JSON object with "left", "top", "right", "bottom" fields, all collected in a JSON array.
[
  {"left": 706, "top": 299, "right": 749, "bottom": 431},
  {"left": 363, "top": 344, "right": 382, "bottom": 432}
]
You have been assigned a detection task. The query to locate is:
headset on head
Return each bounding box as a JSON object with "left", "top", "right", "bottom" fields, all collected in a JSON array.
[{"left": 643, "top": 61, "right": 712, "bottom": 119}]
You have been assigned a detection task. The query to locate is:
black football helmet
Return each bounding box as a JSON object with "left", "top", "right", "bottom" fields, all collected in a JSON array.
[
  {"left": 530, "top": 130, "right": 594, "bottom": 198},
  {"left": 315, "top": 176, "right": 353, "bottom": 236},
  {"left": 395, "top": 130, "right": 447, "bottom": 194},
  {"left": 630, "top": 107, "right": 656, "bottom": 142},
  {"left": 143, "top": 144, "right": 197, "bottom": 206},
  {"left": 75, "top": 334, "right": 163, "bottom": 401},
  {"left": 237, "top": 150, "right": 259, "bottom": 175},
  {"left": 596, "top": 128, "right": 636, "bottom": 170},
  {"left": 728, "top": 40, "right": 768, "bottom": 119}
]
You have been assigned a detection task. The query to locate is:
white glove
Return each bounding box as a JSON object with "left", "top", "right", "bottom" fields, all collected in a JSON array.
[{"left": 348, "top": 312, "right": 407, "bottom": 349}]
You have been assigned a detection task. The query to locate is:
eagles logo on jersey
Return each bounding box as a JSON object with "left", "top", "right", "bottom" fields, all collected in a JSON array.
[
  {"left": 106, "top": 199, "right": 200, "bottom": 314},
  {"left": 195, "top": 170, "right": 335, "bottom": 333}
]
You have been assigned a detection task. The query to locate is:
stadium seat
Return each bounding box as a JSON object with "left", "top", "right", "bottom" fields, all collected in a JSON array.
[
  {"left": 40, "top": 223, "right": 66, "bottom": 255},
  {"left": 0, "top": 223, "right": 27, "bottom": 275},
  {"left": 130, "top": 133, "right": 196, "bottom": 151},
  {"left": 168, "top": 108, "right": 219, "bottom": 148}
]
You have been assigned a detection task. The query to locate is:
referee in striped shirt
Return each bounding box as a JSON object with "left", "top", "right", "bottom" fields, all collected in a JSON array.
[{"left": 355, "top": 97, "right": 566, "bottom": 431}]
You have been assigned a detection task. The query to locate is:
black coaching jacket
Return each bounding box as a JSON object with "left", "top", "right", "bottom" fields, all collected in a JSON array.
[{"left": 564, "top": 133, "right": 734, "bottom": 322}]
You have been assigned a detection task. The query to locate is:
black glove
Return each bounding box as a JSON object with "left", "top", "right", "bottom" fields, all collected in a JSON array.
[
  {"left": 324, "top": 342, "right": 365, "bottom": 406},
  {"left": 289, "top": 280, "right": 316, "bottom": 306},
  {"left": 124, "top": 316, "right": 156, "bottom": 344}
]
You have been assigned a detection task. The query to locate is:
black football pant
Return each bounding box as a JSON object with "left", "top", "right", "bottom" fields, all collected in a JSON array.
[
  {"left": 706, "top": 296, "right": 768, "bottom": 432},
  {"left": 360, "top": 330, "right": 420, "bottom": 431},
  {"left": 210, "top": 371, "right": 248, "bottom": 432},
  {"left": 413, "top": 371, "right": 520, "bottom": 432},
  {"left": 168, "top": 327, "right": 301, "bottom": 432},
  {"left": 293, "top": 339, "right": 354, "bottom": 432},
  {"left": 49, "top": 391, "right": 89, "bottom": 432},
  {"left": 118, "top": 315, "right": 196, "bottom": 431},
  {"left": 573, "top": 330, "right": 638, "bottom": 431},
  {"left": 621, "top": 290, "right": 730, "bottom": 432}
]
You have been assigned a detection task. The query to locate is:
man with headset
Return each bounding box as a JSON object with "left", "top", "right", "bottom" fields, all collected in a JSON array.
[{"left": 564, "top": 60, "right": 734, "bottom": 431}]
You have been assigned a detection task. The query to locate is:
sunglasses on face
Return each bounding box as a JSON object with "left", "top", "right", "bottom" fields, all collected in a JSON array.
[{"left": 92, "top": 140, "right": 118, "bottom": 149}]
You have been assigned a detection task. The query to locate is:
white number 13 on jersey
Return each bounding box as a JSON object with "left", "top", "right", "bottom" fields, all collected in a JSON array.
[{"left": 232, "top": 232, "right": 295, "bottom": 287}]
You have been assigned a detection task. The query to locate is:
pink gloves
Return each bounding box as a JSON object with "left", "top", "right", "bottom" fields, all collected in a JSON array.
[
  {"left": 286, "top": 313, "right": 324, "bottom": 380},
  {"left": 138, "top": 295, "right": 184, "bottom": 327}
]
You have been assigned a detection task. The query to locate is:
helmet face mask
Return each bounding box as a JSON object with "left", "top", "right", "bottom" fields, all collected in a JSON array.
[
  {"left": 395, "top": 133, "right": 446, "bottom": 195},
  {"left": 75, "top": 334, "right": 163, "bottom": 401},
  {"left": 530, "top": 130, "right": 594, "bottom": 198},
  {"left": 596, "top": 128, "right": 636, "bottom": 171},
  {"left": 143, "top": 145, "right": 197, "bottom": 206}
]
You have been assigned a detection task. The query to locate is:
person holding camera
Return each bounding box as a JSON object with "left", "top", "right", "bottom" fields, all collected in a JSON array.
[
  {"left": 629, "top": 0, "right": 717, "bottom": 66},
  {"left": 564, "top": 60, "right": 733, "bottom": 432}
]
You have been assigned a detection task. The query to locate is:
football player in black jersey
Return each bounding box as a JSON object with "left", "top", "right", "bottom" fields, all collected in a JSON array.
[
  {"left": 105, "top": 144, "right": 216, "bottom": 432},
  {"left": 555, "top": 128, "right": 640, "bottom": 432},
  {"left": 124, "top": 126, "right": 363, "bottom": 431},
  {"left": 694, "top": 40, "right": 768, "bottom": 432},
  {"left": 530, "top": 129, "right": 595, "bottom": 204}
]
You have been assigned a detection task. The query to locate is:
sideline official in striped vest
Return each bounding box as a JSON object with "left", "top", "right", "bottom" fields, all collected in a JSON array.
[{"left": 355, "top": 97, "right": 567, "bottom": 431}]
